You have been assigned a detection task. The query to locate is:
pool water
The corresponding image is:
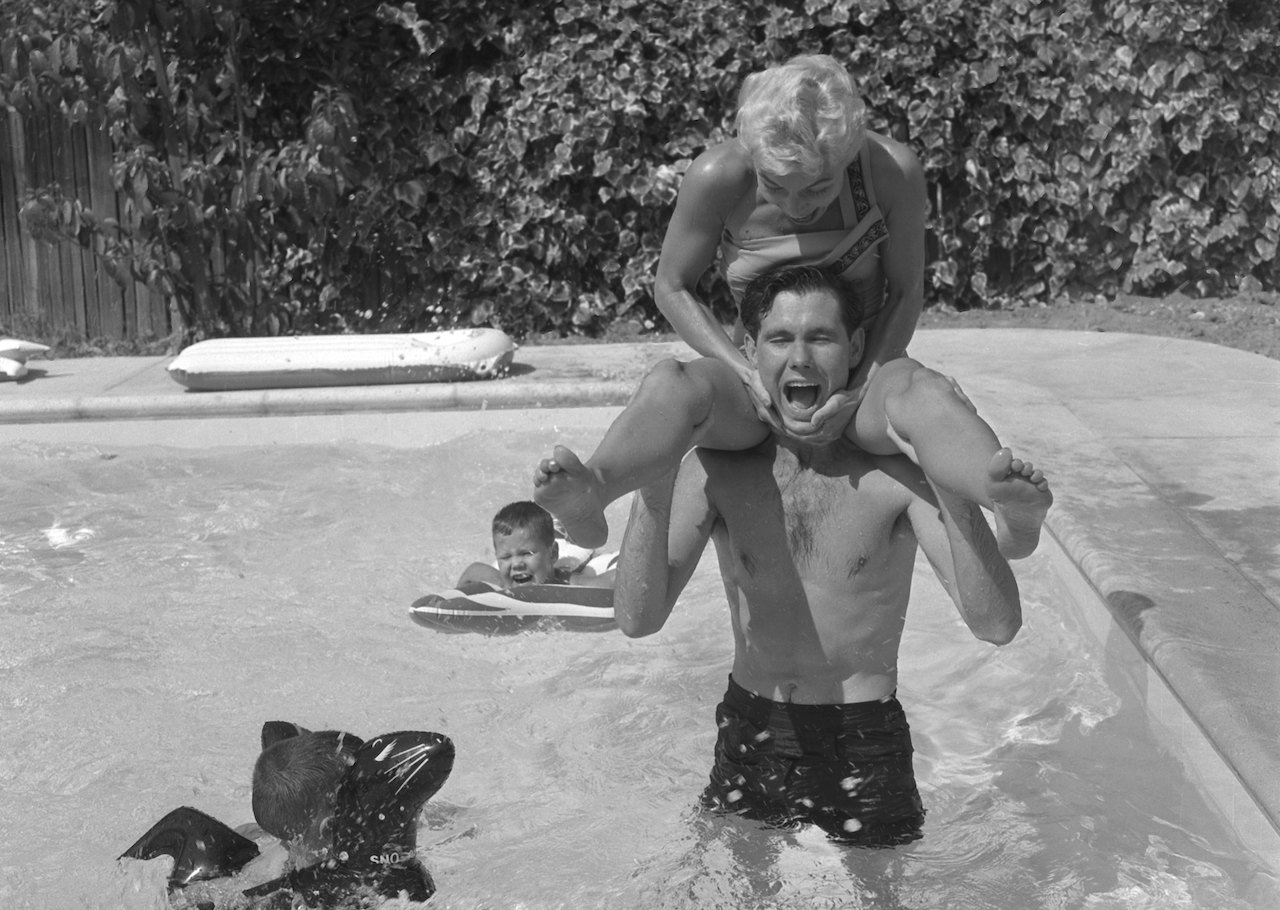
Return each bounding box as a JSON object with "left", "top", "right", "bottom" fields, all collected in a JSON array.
[{"left": 0, "top": 431, "right": 1274, "bottom": 909}]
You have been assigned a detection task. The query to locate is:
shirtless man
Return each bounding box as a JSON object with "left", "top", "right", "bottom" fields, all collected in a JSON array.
[{"left": 609, "top": 266, "right": 1034, "bottom": 845}]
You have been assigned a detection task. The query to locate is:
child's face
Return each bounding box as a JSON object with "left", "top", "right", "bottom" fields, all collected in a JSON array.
[{"left": 493, "top": 528, "right": 558, "bottom": 585}]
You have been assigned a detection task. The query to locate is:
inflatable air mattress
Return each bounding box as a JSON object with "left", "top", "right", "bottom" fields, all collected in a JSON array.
[{"left": 167, "top": 329, "right": 516, "bottom": 391}]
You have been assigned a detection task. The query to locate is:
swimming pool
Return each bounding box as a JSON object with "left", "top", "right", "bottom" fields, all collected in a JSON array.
[{"left": 1, "top": 414, "right": 1276, "bottom": 909}]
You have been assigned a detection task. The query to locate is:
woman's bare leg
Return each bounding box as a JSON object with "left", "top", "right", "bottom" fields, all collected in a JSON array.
[
  {"left": 534, "top": 358, "right": 768, "bottom": 547},
  {"left": 854, "top": 360, "right": 1053, "bottom": 558}
]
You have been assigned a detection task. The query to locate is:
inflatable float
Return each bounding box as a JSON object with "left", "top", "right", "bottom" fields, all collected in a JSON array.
[
  {"left": 410, "top": 581, "right": 615, "bottom": 634},
  {"left": 167, "top": 329, "right": 516, "bottom": 391},
  {"left": 0, "top": 338, "right": 50, "bottom": 380}
]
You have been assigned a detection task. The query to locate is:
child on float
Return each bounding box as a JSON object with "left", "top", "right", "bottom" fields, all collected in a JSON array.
[{"left": 456, "top": 500, "right": 615, "bottom": 589}]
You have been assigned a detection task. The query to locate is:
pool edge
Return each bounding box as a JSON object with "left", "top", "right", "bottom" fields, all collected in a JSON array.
[
  {"left": 1042, "top": 527, "right": 1280, "bottom": 880},
  {"left": 976, "top": 381, "right": 1280, "bottom": 876}
]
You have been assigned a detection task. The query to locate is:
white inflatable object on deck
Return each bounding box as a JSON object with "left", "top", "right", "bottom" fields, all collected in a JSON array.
[
  {"left": 0, "top": 338, "right": 50, "bottom": 380},
  {"left": 167, "top": 329, "right": 516, "bottom": 391}
]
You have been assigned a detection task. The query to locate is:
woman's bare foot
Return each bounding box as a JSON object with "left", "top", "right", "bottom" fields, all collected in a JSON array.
[
  {"left": 986, "top": 448, "right": 1053, "bottom": 559},
  {"left": 533, "top": 445, "right": 609, "bottom": 548}
]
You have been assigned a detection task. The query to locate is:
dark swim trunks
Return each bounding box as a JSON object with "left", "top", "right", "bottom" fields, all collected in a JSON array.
[{"left": 701, "top": 676, "right": 925, "bottom": 846}]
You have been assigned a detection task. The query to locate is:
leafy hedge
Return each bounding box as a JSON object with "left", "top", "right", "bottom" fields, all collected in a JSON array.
[{"left": 2, "top": 0, "right": 1277, "bottom": 342}]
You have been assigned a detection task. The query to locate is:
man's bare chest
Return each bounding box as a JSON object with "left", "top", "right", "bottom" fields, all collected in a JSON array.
[{"left": 713, "top": 458, "right": 909, "bottom": 576}]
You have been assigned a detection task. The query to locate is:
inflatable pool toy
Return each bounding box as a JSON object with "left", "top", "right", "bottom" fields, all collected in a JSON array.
[
  {"left": 120, "top": 806, "right": 259, "bottom": 887},
  {"left": 121, "top": 725, "right": 454, "bottom": 905},
  {"left": 0, "top": 338, "right": 50, "bottom": 380},
  {"left": 166, "top": 329, "right": 516, "bottom": 391},
  {"left": 245, "top": 730, "right": 453, "bottom": 905},
  {"left": 410, "top": 581, "right": 615, "bottom": 634},
  {"left": 168, "top": 329, "right": 515, "bottom": 391},
  {"left": 546, "top": 545, "right": 617, "bottom": 579}
]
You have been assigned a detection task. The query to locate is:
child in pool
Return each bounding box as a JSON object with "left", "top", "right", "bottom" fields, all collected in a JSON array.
[
  {"left": 123, "top": 722, "right": 453, "bottom": 906},
  {"left": 455, "top": 501, "right": 615, "bottom": 589},
  {"left": 168, "top": 724, "right": 362, "bottom": 893},
  {"left": 125, "top": 725, "right": 361, "bottom": 897},
  {"left": 249, "top": 724, "right": 361, "bottom": 871}
]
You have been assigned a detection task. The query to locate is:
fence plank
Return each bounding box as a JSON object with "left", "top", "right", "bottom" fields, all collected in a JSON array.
[
  {"left": 82, "top": 121, "right": 118, "bottom": 336},
  {"left": 30, "top": 111, "right": 60, "bottom": 332},
  {"left": 0, "top": 110, "right": 23, "bottom": 323},
  {"left": 55, "top": 114, "right": 90, "bottom": 337},
  {"left": 68, "top": 115, "right": 97, "bottom": 336},
  {"left": 2, "top": 107, "right": 43, "bottom": 327}
]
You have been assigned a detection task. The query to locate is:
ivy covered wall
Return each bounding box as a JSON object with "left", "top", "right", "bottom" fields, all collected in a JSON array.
[{"left": 2, "top": 0, "right": 1277, "bottom": 342}]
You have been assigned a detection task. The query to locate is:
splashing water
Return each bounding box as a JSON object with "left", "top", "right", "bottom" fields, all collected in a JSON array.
[{"left": 0, "top": 433, "right": 1273, "bottom": 909}]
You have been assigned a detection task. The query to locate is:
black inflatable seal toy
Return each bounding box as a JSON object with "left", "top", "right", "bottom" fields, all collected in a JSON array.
[
  {"left": 120, "top": 725, "right": 455, "bottom": 905},
  {"left": 119, "top": 805, "right": 261, "bottom": 888},
  {"left": 245, "top": 730, "right": 454, "bottom": 904}
]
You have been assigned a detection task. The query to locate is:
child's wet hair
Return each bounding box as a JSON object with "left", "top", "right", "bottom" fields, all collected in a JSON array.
[
  {"left": 252, "top": 731, "right": 355, "bottom": 841},
  {"left": 491, "top": 501, "right": 556, "bottom": 548}
]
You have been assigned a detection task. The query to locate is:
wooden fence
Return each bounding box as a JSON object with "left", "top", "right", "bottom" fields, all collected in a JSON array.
[{"left": 1, "top": 106, "right": 172, "bottom": 343}]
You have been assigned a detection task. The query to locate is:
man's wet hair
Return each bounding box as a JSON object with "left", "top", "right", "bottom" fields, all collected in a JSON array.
[
  {"left": 491, "top": 500, "right": 556, "bottom": 547},
  {"left": 740, "top": 266, "right": 865, "bottom": 340}
]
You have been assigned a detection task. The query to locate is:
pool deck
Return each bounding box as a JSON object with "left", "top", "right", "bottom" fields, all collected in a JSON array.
[{"left": 3, "top": 328, "right": 1278, "bottom": 865}]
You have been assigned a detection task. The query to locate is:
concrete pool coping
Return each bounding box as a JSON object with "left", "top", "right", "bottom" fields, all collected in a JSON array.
[{"left": 3, "top": 328, "right": 1278, "bottom": 866}]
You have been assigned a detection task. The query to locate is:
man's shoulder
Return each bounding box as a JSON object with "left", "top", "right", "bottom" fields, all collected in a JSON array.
[
  {"left": 688, "top": 444, "right": 771, "bottom": 510},
  {"left": 869, "top": 450, "right": 929, "bottom": 490},
  {"left": 693, "top": 440, "right": 774, "bottom": 473},
  {"left": 795, "top": 443, "right": 928, "bottom": 507}
]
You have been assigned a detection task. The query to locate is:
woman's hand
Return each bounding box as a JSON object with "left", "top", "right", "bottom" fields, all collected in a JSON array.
[
  {"left": 740, "top": 365, "right": 864, "bottom": 444},
  {"left": 788, "top": 367, "right": 974, "bottom": 446},
  {"left": 742, "top": 367, "right": 788, "bottom": 435},
  {"left": 800, "top": 376, "right": 868, "bottom": 443}
]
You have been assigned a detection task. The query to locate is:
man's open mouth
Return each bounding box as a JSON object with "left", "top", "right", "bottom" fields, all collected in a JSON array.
[
  {"left": 509, "top": 572, "right": 533, "bottom": 584},
  {"left": 783, "top": 381, "right": 821, "bottom": 410}
]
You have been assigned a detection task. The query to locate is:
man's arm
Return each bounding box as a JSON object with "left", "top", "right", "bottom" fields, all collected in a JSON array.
[
  {"left": 614, "top": 453, "right": 716, "bottom": 638},
  {"left": 907, "top": 479, "right": 1021, "bottom": 645}
]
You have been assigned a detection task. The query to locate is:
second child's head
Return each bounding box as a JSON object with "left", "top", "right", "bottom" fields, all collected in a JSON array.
[
  {"left": 252, "top": 729, "right": 359, "bottom": 858},
  {"left": 491, "top": 501, "right": 559, "bottom": 586}
]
